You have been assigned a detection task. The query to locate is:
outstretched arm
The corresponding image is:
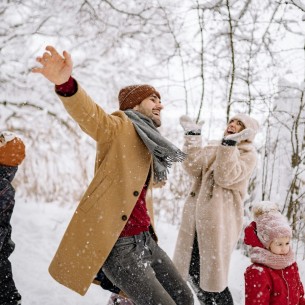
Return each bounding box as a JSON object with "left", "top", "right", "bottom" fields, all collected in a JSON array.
[
  {"left": 32, "top": 45, "right": 73, "bottom": 85},
  {"left": 32, "top": 45, "right": 121, "bottom": 143},
  {"left": 180, "top": 115, "right": 205, "bottom": 177}
]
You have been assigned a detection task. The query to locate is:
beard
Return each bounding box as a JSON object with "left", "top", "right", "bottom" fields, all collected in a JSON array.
[{"left": 151, "top": 115, "right": 161, "bottom": 127}]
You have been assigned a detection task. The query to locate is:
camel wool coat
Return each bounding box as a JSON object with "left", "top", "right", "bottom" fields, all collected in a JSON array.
[
  {"left": 173, "top": 135, "right": 257, "bottom": 293},
  {"left": 48, "top": 83, "right": 156, "bottom": 296}
]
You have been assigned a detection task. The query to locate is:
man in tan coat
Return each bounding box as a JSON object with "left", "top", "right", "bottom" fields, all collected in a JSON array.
[
  {"left": 173, "top": 114, "right": 259, "bottom": 305},
  {"left": 32, "top": 46, "right": 194, "bottom": 305}
]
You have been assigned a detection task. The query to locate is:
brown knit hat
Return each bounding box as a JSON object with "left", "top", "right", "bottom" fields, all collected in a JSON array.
[
  {"left": 118, "top": 84, "right": 161, "bottom": 110},
  {"left": 0, "top": 135, "right": 25, "bottom": 167}
]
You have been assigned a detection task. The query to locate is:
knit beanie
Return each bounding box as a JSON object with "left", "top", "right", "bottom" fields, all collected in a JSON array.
[
  {"left": 0, "top": 132, "right": 25, "bottom": 166},
  {"left": 118, "top": 84, "right": 161, "bottom": 110},
  {"left": 229, "top": 113, "right": 259, "bottom": 142},
  {"left": 252, "top": 201, "right": 292, "bottom": 249}
]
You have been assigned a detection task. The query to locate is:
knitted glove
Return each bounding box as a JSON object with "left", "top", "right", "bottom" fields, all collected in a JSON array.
[
  {"left": 223, "top": 128, "right": 255, "bottom": 144},
  {"left": 180, "top": 115, "right": 204, "bottom": 135}
]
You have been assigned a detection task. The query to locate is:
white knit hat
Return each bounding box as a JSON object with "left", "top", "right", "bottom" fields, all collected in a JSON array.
[
  {"left": 229, "top": 113, "right": 259, "bottom": 142},
  {"left": 252, "top": 201, "right": 292, "bottom": 249}
]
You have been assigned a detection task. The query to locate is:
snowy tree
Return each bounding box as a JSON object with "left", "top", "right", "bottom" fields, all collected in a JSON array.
[{"left": 1, "top": 0, "right": 305, "bottom": 248}]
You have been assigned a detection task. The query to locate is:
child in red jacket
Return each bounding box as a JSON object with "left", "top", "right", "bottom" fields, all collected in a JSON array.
[{"left": 244, "top": 201, "right": 305, "bottom": 305}]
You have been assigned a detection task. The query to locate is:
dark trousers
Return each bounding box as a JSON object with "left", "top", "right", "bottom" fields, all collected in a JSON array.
[
  {"left": 189, "top": 232, "right": 234, "bottom": 305},
  {"left": 0, "top": 237, "right": 21, "bottom": 305},
  {"left": 102, "top": 231, "right": 194, "bottom": 305}
]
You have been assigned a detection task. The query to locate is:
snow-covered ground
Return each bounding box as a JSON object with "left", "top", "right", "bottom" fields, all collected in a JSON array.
[{"left": 10, "top": 199, "right": 305, "bottom": 305}]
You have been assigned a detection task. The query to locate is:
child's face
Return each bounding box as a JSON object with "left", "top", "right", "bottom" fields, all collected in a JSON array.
[{"left": 269, "top": 237, "right": 291, "bottom": 255}]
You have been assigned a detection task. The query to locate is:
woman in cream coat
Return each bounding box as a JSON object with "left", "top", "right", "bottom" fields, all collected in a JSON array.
[{"left": 173, "top": 114, "right": 259, "bottom": 305}]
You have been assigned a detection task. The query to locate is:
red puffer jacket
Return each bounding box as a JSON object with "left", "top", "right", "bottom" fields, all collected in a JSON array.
[{"left": 244, "top": 222, "right": 305, "bottom": 305}]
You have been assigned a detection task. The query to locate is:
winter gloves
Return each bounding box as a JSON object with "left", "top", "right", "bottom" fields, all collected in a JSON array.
[
  {"left": 180, "top": 115, "right": 204, "bottom": 135},
  {"left": 224, "top": 128, "right": 256, "bottom": 143},
  {"left": 222, "top": 128, "right": 256, "bottom": 146},
  {"left": 180, "top": 115, "right": 256, "bottom": 145}
]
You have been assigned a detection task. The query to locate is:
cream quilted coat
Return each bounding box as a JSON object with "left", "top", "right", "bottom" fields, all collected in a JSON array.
[{"left": 173, "top": 136, "right": 257, "bottom": 292}]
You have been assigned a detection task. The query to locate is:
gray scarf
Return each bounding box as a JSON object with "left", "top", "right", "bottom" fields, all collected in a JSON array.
[{"left": 124, "top": 110, "right": 186, "bottom": 182}]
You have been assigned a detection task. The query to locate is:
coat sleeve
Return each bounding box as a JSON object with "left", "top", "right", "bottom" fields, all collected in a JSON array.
[
  {"left": 0, "top": 179, "right": 15, "bottom": 226},
  {"left": 57, "top": 82, "right": 126, "bottom": 143},
  {"left": 295, "top": 263, "right": 305, "bottom": 305},
  {"left": 181, "top": 135, "right": 204, "bottom": 178},
  {"left": 0, "top": 179, "right": 15, "bottom": 250},
  {"left": 300, "top": 286, "right": 305, "bottom": 305},
  {"left": 213, "top": 145, "right": 257, "bottom": 190},
  {"left": 244, "top": 265, "right": 271, "bottom": 305}
]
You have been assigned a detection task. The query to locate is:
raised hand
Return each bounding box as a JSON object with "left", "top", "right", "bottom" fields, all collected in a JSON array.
[
  {"left": 180, "top": 115, "right": 204, "bottom": 134},
  {"left": 32, "top": 45, "right": 73, "bottom": 85},
  {"left": 224, "top": 128, "right": 255, "bottom": 143}
]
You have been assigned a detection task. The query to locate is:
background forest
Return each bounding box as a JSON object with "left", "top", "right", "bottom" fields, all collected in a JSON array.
[{"left": 1, "top": 0, "right": 305, "bottom": 255}]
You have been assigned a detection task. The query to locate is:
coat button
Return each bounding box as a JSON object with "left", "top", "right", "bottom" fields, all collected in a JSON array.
[
  {"left": 190, "top": 191, "right": 196, "bottom": 197},
  {"left": 121, "top": 215, "right": 128, "bottom": 221},
  {"left": 133, "top": 191, "right": 139, "bottom": 196}
]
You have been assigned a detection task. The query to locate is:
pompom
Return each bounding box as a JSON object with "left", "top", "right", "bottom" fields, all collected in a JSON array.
[{"left": 251, "top": 201, "right": 279, "bottom": 219}]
